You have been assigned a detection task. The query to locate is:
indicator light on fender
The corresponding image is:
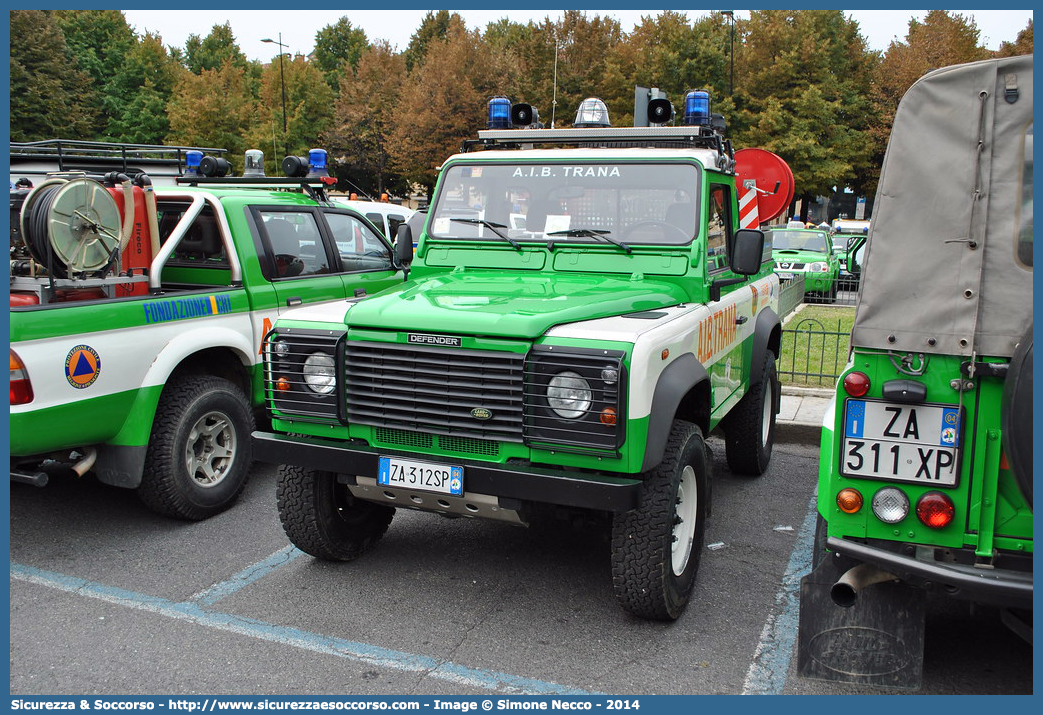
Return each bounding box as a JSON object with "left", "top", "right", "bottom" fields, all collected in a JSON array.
[
  {"left": 916, "top": 491, "right": 955, "bottom": 528},
  {"left": 844, "top": 371, "right": 871, "bottom": 397},
  {"left": 837, "top": 488, "right": 863, "bottom": 514},
  {"left": 275, "top": 377, "right": 291, "bottom": 392},
  {"left": 600, "top": 407, "right": 617, "bottom": 426}
]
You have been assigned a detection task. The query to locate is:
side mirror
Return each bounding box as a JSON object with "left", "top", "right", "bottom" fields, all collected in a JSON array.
[
  {"left": 731, "top": 228, "right": 765, "bottom": 276},
  {"left": 845, "top": 236, "right": 867, "bottom": 276},
  {"left": 395, "top": 224, "right": 414, "bottom": 269}
]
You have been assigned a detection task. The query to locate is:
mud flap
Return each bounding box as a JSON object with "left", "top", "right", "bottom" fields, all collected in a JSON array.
[{"left": 797, "top": 555, "right": 925, "bottom": 689}]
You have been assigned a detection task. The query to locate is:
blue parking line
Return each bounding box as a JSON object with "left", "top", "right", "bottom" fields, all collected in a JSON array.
[
  {"left": 189, "top": 545, "right": 304, "bottom": 606},
  {"left": 741, "top": 493, "right": 817, "bottom": 695},
  {"left": 10, "top": 563, "right": 600, "bottom": 695}
]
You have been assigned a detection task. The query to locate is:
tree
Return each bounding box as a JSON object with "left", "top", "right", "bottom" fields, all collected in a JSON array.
[
  {"left": 244, "top": 55, "right": 334, "bottom": 171},
  {"left": 54, "top": 10, "right": 135, "bottom": 138},
  {"left": 322, "top": 41, "right": 408, "bottom": 197},
  {"left": 389, "top": 19, "right": 509, "bottom": 195},
  {"left": 314, "top": 17, "right": 369, "bottom": 90},
  {"left": 734, "top": 10, "right": 878, "bottom": 211},
  {"left": 103, "top": 32, "right": 182, "bottom": 143},
  {"left": 167, "top": 61, "right": 257, "bottom": 164},
  {"left": 403, "top": 10, "right": 454, "bottom": 73},
  {"left": 10, "top": 10, "right": 98, "bottom": 141},
  {"left": 995, "top": 19, "right": 1032, "bottom": 57},
  {"left": 601, "top": 11, "right": 732, "bottom": 127},
  {"left": 182, "top": 22, "right": 250, "bottom": 74}
]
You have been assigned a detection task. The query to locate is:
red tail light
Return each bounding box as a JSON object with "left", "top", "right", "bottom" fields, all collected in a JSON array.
[
  {"left": 843, "top": 371, "right": 870, "bottom": 397},
  {"left": 916, "top": 491, "right": 955, "bottom": 529},
  {"left": 10, "top": 350, "right": 34, "bottom": 405}
]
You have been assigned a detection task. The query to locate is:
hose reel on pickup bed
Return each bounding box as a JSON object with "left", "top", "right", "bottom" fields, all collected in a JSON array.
[{"left": 19, "top": 177, "right": 128, "bottom": 277}]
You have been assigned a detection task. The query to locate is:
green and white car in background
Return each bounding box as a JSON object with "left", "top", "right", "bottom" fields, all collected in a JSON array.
[
  {"left": 798, "top": 55, "right": 1032, "bottom": 689},
  {"left": 769, "top": 227, "right": 840, "bottom": 302}
]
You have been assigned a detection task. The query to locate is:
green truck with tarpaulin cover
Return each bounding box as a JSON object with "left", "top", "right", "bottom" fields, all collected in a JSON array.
[
  {"left": 797, "top": 54, "right": 1033, "bottom": 688},
  {"left": 254, "top": 93, "right": 791, "bottom": 620}
]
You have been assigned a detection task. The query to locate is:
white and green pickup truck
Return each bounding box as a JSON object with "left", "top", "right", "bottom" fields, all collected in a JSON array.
[{"left": 10, "top": 152, "right": 404, "bottom": 519}]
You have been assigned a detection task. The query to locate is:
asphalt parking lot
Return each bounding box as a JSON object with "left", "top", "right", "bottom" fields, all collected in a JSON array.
[{"left": 9, "top": 438, "right": 1031, "bottom": 696}]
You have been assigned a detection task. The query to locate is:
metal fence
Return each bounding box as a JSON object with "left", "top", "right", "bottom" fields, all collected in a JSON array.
[
  {"left": 778, "top": 275, "right": 805, "bottom": 318},
  {"left": 777, "top": 316, "right": 850, "bottom": 387}
]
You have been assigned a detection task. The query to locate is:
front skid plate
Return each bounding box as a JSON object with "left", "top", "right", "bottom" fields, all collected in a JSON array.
[{"left": 797, "top": 556, "right": 925, "bottom": 689}]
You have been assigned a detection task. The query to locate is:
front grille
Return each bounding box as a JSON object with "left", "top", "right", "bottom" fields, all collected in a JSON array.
[
  {"left": 345, "top": 340, "right": 525, "bottom": 442},
  {"left": 523, "top": 346, "right": 626, "bottom": 453},
  {"left": 775, "top": 262, "right": 806, "bottom": 270},
  {"left": 265, "top": 329, "right": 342, "bottom": 421}
]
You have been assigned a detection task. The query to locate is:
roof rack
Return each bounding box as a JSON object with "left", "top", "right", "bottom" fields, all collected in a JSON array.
[
  {"left": 10, "top": 139, "right": 226, "bottom": 171},
  {"left": 463, "top": 126, "right": 734, "bottom": 169},
  {"left": 174, "top": 176, "right": 337, "bottom": 205}
]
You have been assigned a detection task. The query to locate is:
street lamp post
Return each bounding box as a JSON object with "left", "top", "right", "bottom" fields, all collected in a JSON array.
[
  {"left": 721, "top": 11, "right": 735, "bottom": 96},
  {"left": 261, "top": 34, "right": 288, "bottom": 138}
]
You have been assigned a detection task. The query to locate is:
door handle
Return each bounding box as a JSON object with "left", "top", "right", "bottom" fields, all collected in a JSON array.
[{"left": 735, "top": 315, "right": 748, "bottom": 325}]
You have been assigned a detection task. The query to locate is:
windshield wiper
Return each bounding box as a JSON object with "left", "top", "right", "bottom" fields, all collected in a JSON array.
[
  {"left": 547, "top": 228, "right": 632, "bottom": 254},
  {"left": 449, "top": 218, "right": 522, "bottom": 251}
]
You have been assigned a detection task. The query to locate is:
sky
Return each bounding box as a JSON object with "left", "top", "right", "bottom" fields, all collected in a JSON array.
[{"left": 120, "top": 8, "right": 1034, "bottom": 63}]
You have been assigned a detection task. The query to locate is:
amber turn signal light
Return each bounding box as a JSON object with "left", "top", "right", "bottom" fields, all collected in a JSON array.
[{"left": 836, "top": 488, "right": 864, "bottom": 514}]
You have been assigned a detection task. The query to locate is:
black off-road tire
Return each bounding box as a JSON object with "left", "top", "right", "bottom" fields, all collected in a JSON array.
[
  {"left": 611, "top": 420, "right": 709, "bottom": 620},
  {"left": 827, "top": 280, "right": 838, "bottom": 304},
  {"left": 139, "top": 375, "right": 254, "bottom": 520},
  {"left": 811, "top": 513, "right": 828, "bottom": 570},
  {"left": 277, "top": 465, "right": 394, "bottom": 561},
  {"left": 724, "top": 350, "right": 778, "bottom": 475}
]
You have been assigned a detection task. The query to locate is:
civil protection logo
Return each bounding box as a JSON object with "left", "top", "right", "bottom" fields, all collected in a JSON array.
[{"left": 65, "top": 344, "right": 101, "bottom": 389}]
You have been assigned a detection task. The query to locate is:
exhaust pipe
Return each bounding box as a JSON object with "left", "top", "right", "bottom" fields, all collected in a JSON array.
[
  {"left": 831, "top": 563, "right": 898, "bottom": 607},
  {"left": 71, "top": 447, "right": 97, "bottom": 477}
]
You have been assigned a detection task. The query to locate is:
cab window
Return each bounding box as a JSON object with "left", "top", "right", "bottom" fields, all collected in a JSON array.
[
  {"left": 259, "top": 210, "right": 330, "bottom": 278},
  {"left": 365, "top": 213, "right": 386, "bottom": 237},
  {"left": 706, "top": 184, "right": 733, "bottom": 273},
  {"left": 325, "top": 213, "right": 394, "bottom": 272}
]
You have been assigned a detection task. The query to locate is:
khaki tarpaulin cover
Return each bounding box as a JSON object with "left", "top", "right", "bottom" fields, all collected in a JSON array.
[{"left": 852, "top": 54, "right": 1033, "bottom": 358}]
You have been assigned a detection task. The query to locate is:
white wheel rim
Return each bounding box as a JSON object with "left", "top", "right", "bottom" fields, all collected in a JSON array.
[
  {"left": 184, "top": 410, "right": 237, "bottom": 488},
  {"left": 671, "top": 465, "right": 699, "bottom": 576},
  {"left": 760, "top": 382, "right": 772, "bottom": 449}
]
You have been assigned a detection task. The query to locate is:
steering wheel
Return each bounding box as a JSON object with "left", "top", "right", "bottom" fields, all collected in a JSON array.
[{"left": 622, "top": 220, "right": 691, "bottom": 242}]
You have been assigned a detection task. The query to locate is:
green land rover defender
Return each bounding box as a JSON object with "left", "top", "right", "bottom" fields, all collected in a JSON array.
[
  {"left": 798, "top": 55, "right": 1033, "bottom": 687},
  {"left": 254, "top": 94, "right": 784, "bottom": 620}
]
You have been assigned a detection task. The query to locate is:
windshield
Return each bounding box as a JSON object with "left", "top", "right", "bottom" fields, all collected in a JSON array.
[
  {"left": 770, "top": 229, "right": 830, "bottom": 253},
  {"left": 831, "top": 236, "right": 847, "bottom": 252},
  {"left": 429, "top": 161, "right": 700, "bottom": 246}
]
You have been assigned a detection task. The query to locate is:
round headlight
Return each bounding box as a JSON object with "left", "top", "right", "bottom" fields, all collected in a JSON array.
[
  {"left": 273, "top": 340, "right": 290, "bottom": 357},
  {"left": 872, "top": 487, "right": 909, "bottom": 524},
  {"left": 303, "top": 353, "right": 336, "bottom": 395},
  {"left": 810, "top": 261, "right": 827, "bottom": 272},
  {"left": 547, "top": 371, "right": 592, "bottom": 419}
]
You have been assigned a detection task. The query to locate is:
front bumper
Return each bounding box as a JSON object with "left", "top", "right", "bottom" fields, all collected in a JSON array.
[
  {"left": 828, "top": 536, "right": 1033, "bottom": 609},
  {"left": 253, "top": 431, "right": 642, "bottom": 513}
]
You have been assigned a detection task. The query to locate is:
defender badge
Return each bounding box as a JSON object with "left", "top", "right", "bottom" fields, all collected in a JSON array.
[{"left": 408, "top": 333, "right": 462, "bottom": 347}]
